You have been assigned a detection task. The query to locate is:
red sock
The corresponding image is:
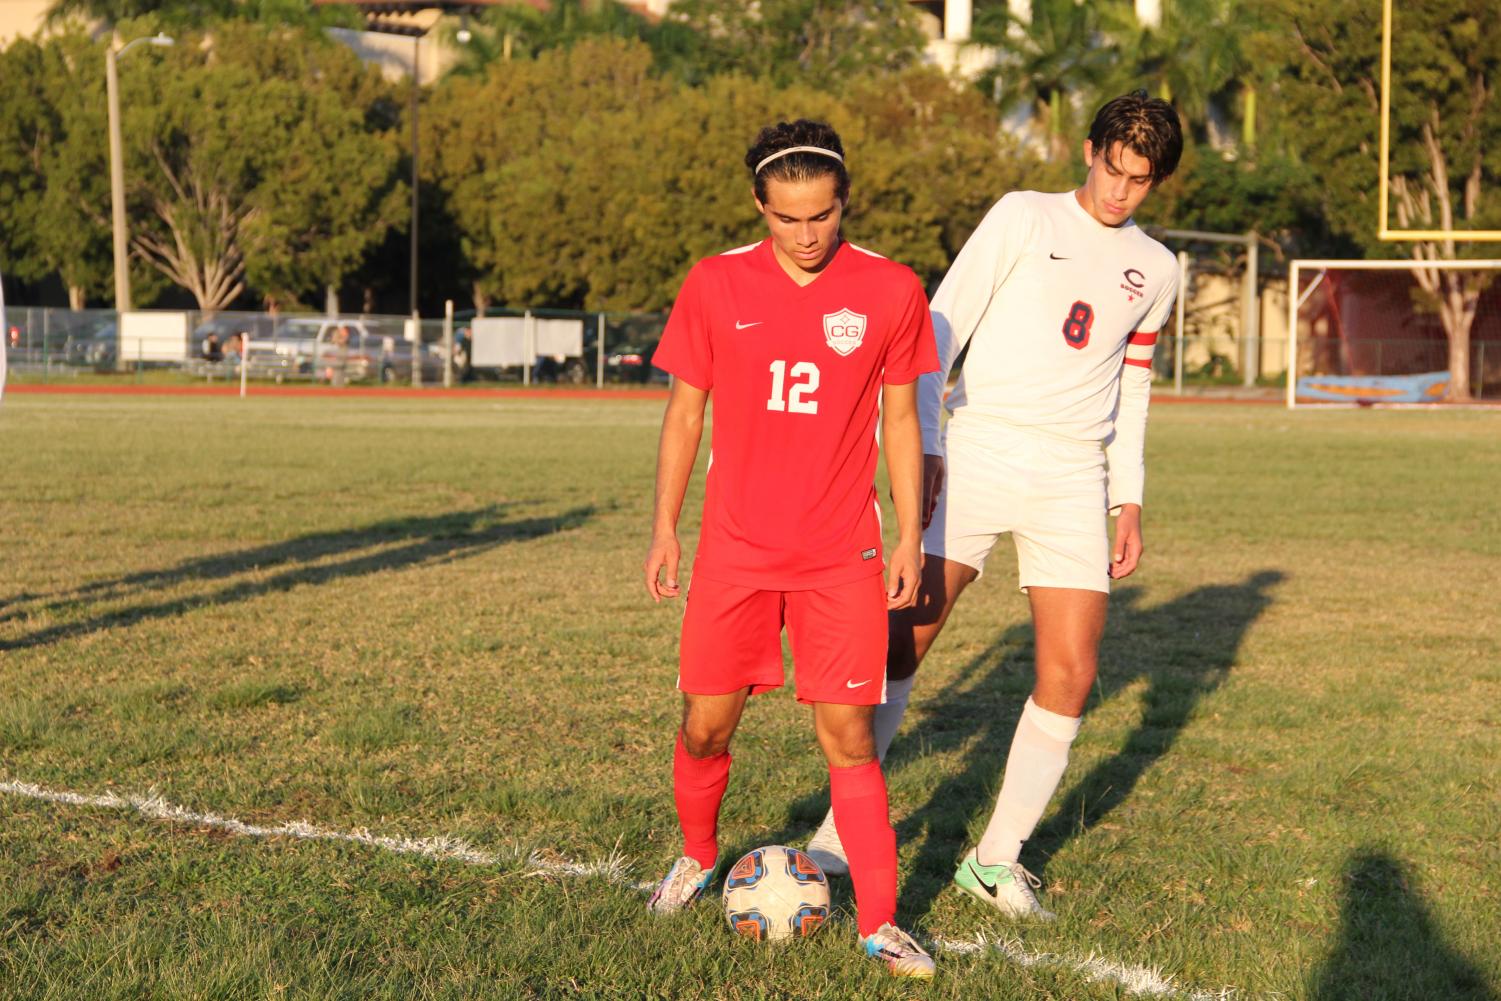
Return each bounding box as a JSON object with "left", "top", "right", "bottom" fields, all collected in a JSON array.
[
  {"left": 673, "top": 731, "right": 730, "bottom": 870},
  {"left": 829, "top": 761, "right": 898, "bottom": 936}
]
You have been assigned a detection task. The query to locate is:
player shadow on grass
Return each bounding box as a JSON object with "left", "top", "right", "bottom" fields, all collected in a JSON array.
[
  {"left": 760, "top": 569, "right": 1284, "bottom": 924},
  {"left": 0, "top": 504, "right": 595, "bottom": 652},
  {"left": 1310, "top": 849, "right": 1496, "bottom": 1001}
]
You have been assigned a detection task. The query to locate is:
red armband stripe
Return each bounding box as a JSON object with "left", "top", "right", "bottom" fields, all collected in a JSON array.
[
  {"left": 1126, "top": 329, "right": 1158, "bottom": 346},
  {"left": 1123, "top": 357, "right": 1153, "bottom": 368}
]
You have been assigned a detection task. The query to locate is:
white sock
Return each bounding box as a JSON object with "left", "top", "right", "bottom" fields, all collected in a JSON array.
[
  {"left": 975, "top": 697, "right": 1082, "bottom": 866},
  {"left": 809, "top": 675, "right": 916, "bottom": 853},
  {"left": 874, "top": 675, "right": 915, "bottom": 764}
]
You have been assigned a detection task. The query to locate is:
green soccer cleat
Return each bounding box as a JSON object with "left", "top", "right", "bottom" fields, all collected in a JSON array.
[{"left": 953, "top": 848, "right": 1056, "bottom": 921}]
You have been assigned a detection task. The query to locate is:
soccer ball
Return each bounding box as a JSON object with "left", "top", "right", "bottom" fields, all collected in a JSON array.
[{"left": 721, "top": 845, "right": 830, "bottom": 942}]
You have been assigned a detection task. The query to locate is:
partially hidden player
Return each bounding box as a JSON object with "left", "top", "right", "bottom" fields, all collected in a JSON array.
[
  {"left": 805, "top": 92, "right": 1183, "bottom": 921},
  {"left": 643, "top": 119, "right": 939, "bottom": 977}
]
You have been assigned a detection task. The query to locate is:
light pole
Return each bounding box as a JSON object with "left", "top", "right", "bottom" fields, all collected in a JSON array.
[
  {"left": 409, "top": 32, "right": 419, "bottom": 321},
  {"left": 106, "top": 32, "right": 173, "bottom": 313}
]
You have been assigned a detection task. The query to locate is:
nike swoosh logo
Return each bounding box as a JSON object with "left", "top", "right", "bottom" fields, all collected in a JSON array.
[
  {"left": 735, "top": 321, "right": 762, "bottom": 330},
  {"left": 1049, "top": 253, "right": 1069, "bottom": 260},
  {"left": 845, "top": 679, "right": 871, "bottom": 689},
  {"left": 969, "top": 860, "right": 998, "bottom": 893}
]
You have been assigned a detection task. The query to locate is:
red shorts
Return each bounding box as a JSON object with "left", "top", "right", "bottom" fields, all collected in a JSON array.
[{"left": 678, "top": 574, "right": 888, "bottom": 706}]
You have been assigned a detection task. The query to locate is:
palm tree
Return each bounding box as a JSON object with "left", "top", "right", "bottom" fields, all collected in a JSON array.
[
  {"left": 1099, "top": 0, "right": 1258, "bottom": 148},
  {"left": 972, "top": 0, "right": 1121, "bottom": 161},
  {"left": 445, "top": 0, "right": 665, "bottom": 75}
]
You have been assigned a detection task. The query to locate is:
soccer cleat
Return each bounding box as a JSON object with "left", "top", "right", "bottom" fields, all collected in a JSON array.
[
  {"left": 953, "top": 848, "right": 1055, "bottom": 921},
  {"left": 804, "top": 809, "right": 849, "bottom": 877},
  {"left": 862, "top": 922, "right": 936, "bottom": 978},
  {"left": 647, "top": 855, "right": 714, "bottom": 915}
]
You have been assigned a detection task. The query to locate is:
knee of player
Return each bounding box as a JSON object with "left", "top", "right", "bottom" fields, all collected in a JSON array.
[
  {"left": 680, "top": 723, "right": 733, "bottom": 758},
  {"left": 1040, "top": 655, "right": 1098, "bottom": 689},
  {"left": 816, "top": 721, "right": 876, "bottom": 766},
  {"left": 821, "top": 739, "right": 877, "bottom": 769}
]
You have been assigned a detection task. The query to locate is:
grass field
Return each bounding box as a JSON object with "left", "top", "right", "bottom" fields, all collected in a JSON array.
[{"left": 1, "top": 393, "right": 1497, "bottom": 1000}]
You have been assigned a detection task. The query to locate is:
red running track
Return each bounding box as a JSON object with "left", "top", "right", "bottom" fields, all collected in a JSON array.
[{"left": 7, "top": 384, "right": 1283, "bottom": 405}]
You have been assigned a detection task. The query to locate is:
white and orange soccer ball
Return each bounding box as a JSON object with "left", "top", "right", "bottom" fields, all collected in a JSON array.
[{"left": 721, "top": 845, "right": 830, "bottom": 942}]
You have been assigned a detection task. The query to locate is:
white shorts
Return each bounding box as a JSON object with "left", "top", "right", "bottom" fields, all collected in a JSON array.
[{"left": 923, "top": 419, "right": 1110, "bottom": 593}]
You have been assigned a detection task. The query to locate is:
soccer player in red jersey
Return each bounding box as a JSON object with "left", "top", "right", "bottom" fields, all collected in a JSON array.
[{"left": 642, "top": 120, "right": 938, "bottom": 977}]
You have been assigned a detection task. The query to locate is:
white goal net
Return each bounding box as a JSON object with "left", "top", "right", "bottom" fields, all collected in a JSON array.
[{"left": 1287, "top": 259, "right": 1501, "bottom": 407}]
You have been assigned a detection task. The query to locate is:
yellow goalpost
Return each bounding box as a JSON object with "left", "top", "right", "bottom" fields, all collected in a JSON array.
[{"left": 1378, "top": 0, "right": 1501, "bottom": 241}]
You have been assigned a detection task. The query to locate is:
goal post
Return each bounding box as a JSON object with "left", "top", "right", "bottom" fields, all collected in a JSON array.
[
  {"left": 1377, "top": 0, "right": 1501, "bottom": 242},
  {"left": 1151, "top": 228, "right": 1261, "bottom": 391},
  {"left": 1286, "top": 259, "right": 1501, "bottom": 408}
]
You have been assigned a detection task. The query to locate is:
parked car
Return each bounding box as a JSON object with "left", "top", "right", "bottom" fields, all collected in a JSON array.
[
  {"left": 65, "top": 322, "right": 118, "bottom": 369},
  {"left": 605, "top": 342, "right": 669, "bottom": 383},
  {"left": 190, "top": 314, "right": 276, "bottom": 362},
  {"left": 303, "top": 320, "right": 450, "bottom": 384}
]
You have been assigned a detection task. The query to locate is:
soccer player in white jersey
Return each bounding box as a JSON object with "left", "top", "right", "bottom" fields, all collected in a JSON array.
[{"left": 806, "top": 92, "right": 1184, "bottom": 920}]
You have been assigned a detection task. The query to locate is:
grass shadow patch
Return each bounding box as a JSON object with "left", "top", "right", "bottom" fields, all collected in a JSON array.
[
  {"left": 1311, "top": 849, "right": 1498, "bottom": 1001},
  {"left": 326, "top": 703, "right": 425, "bottom": 754},
  {"left": 206, "top": 681, "right": 305, "bottom": 712}
]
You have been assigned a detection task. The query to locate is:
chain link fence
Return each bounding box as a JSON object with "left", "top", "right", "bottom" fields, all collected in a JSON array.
[
  {"left": 12, "top": 303, "right": 1487, "bottom": 398},
  {"left": 2, "top": 305, "right": 673, "bottom": 389}
]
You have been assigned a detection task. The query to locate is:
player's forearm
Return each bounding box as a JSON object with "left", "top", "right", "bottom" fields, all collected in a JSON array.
[
  {"left": 882, "top": 383, "right": 924, "bottom": 544},
  {"left": 651, "top": 403, "right": 703, "bottom": 534},
  {"left": 921, "top": 295, "right": 974, "bottom": 454},
  {"left": 1104, "top": 366, "right": 1152, "bottom": 512},
  {"left": 917, "top": 367, "right": 948, "bottom": 456}
]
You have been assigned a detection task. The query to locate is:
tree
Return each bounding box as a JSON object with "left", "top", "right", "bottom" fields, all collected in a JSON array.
[
  {"left": 46, "top": 0, "right": 359, "bottom": 30},
  {"left": 1254, "top": 0, "right": 1501, "bottom": 399},
  {"left": 425, "top": 37, "right": 1056, "bottom": 312},
  {"left": 841, "top": 67, "right": 1054, "bottom": 287},
  {"left": 119, "top": 22, "right": 403, "bottom": 310},
  {"left": 972, "top": 0, "right": 1118, "bottom": 162},
  {"left": 1097, "top": 0, "right": 1253, "bottom": 147},
  {"left": 426, "top": 38, "right": 672, "bottom": 309},
  {"left": 0, "top": 31, "right": 161, "bottom": 308},
  {"left": 1138, "top": 142, "right": 1337, "bottom": 253},
  {"left": 224, "top": 26, "right": 407, "bottom": 308},
  {"left": 447, "top": 0, "right": 669, "bottom": 74},
  {"left": 662, "top": 0, "right": 925, "bottom": 87},
  {"left": 0, "top": 40, "right": 62, "bottom": 293}
]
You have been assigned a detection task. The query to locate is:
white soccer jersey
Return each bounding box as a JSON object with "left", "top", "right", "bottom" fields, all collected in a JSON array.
[{"left": 918, "top": 190, "right": 1178, "bottom": 511}]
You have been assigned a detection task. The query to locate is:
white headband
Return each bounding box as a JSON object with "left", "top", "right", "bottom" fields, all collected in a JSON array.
[{"left": 754, "top": 145, "right": 845, "bottom": 175}]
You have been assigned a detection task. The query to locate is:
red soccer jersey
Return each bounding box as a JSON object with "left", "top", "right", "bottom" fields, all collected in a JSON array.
[{"left": 654, "top": 238, "right": 938, "bottom": 591}]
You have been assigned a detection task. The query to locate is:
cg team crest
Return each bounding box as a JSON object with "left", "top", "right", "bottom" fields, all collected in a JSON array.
[{"left": 823, "top": 308, "right": 867, "bottom": 356}]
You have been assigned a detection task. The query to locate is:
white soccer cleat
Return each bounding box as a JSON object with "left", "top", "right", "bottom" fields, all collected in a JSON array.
[
  {"left": 647, "top": 855, "right": 714, "bottom": 915},
  {"left": 861, "top": 922, "right": 936, "bottom": 978},
  {"left": 804, "top": 809, "right": 849, "bottom": 876},
  {"left": 953, "top": 848, "right": 1056, "bottom": 921}
]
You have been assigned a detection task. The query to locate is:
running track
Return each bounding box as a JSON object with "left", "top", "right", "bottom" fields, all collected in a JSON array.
[{"left": 7, "top": 384, "right": 1283, "bottom": 404}]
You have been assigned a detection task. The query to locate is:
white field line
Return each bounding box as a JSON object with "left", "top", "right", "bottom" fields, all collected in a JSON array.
[
  {"left": 0, "top": 779, "right": 642, "bottom": 887},
  {"left": 934, "top": 934, "right": 1237, "bottom": 1000},
  {"left": 3, "top": 778, "right": 1238, "bottom": 999}
]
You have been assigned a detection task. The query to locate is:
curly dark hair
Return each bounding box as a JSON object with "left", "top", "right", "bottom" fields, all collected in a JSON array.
[
  {"left": 1087, "top": 91, "right": 1183, "bottom": 186},
  {"left": 745, "top": 119, "right": 850, "bottom": 204}
]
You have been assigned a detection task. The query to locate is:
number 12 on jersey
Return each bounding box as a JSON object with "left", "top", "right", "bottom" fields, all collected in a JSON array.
[{"left": 767, "top": 359, "right": 820, "bottom": 414}]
